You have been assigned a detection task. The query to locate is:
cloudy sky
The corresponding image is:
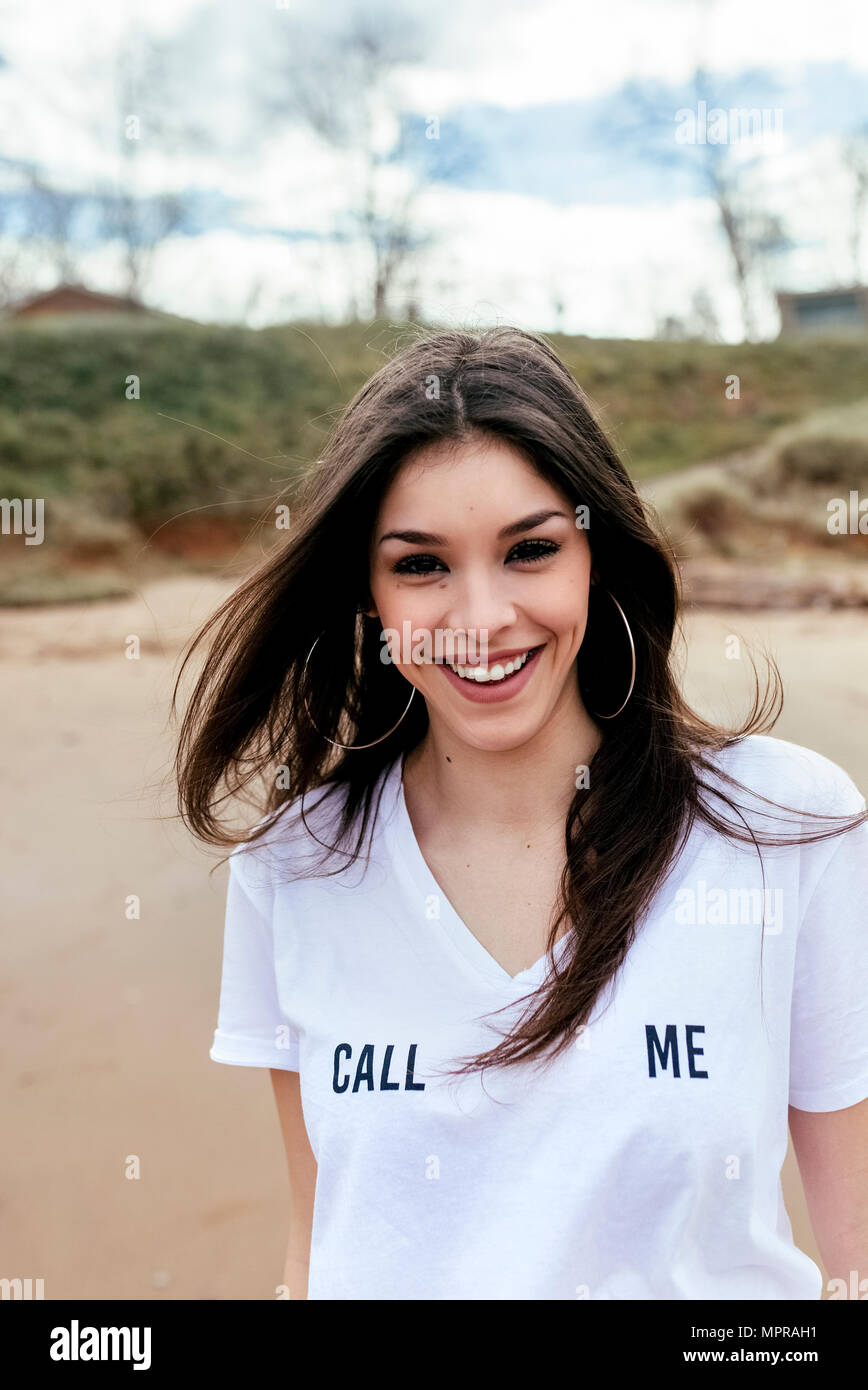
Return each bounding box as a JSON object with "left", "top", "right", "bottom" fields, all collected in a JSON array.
[{"left": 2, "top": 0, "right": 868, "bottom": 340}]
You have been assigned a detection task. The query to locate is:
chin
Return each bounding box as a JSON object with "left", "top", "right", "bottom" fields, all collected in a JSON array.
[{"left": 445, "top": 714, "right": 548, "bottom": 753}]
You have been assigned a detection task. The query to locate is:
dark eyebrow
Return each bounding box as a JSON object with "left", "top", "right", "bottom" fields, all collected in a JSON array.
[{"left": 378, "top": 508, "right": 571, "bottom": 547}]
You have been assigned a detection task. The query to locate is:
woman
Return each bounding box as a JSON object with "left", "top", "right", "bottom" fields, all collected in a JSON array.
[{"left": 176, "top": 325, "right": 868, "bottom": 1300}]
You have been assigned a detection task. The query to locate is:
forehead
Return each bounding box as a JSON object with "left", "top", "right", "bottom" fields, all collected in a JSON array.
[{"left": 379, "top": 436, "right": 562, "bottom": 514}]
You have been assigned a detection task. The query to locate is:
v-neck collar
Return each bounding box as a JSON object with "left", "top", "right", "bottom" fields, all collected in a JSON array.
[{"left": 380, "top": 754, "right": 574, "bottom": 993}]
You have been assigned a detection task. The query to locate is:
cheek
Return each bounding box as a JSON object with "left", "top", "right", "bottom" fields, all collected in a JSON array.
[
  {"left": 525, "top": 563, "right": 591, "bottom": 630},
  {"left": 374, "top": 576, "right": 444, "bottom": 624}
]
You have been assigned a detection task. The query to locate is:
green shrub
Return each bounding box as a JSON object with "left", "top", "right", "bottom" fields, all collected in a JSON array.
[
  {"left": 652, "top": 467, "right": 756, "bottom": 553},
  {"left": 775, "top": 435, "right": 868, "bottom": 489}
]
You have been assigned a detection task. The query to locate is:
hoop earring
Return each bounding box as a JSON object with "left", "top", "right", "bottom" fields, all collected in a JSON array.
[
  {"left": 302, "top": 631, "right": 417, "bottom": 751},
  {"left": 589, "top": 589, "right": 636, "bottom": 719}
]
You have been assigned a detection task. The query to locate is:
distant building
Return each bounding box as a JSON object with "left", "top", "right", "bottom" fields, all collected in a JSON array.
[
  {"left": 7, "top": 283, "right": 149, "bottom": 318},
  {"left": 776, "top": 286, "right": 868, "bottom": 337}
]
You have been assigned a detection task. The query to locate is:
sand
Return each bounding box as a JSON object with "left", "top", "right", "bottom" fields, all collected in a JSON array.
[{"left": 2, "top": 575, "right": 866, "bottom": 1299}]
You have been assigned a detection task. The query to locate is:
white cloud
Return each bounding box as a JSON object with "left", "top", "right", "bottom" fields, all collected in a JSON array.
[{"left": 1, "top": 0, "right": 866, "bottom": 339}]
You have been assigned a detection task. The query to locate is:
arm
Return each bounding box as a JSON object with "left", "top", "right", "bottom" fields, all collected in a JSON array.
[
  {"left": 789, "top": 1096, "right": 868, "bottom": 1293},
  {"left": 271, "top": 1068, "right": 318, "bottom": 1300}
]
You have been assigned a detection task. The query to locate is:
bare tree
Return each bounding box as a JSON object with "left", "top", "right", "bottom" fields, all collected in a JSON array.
[
  {"left": 24, "top": 171, "right": 84, "bottom": 282},
  {"left": 0, "top": 213, "right": 35, "bottom": 308},
  {"left": 260, "top": 7, "right": 450, "bottom": 320},
  {"left": 93, "top": 26, "right": 208, "bottom": 301},
  {"left": 0, "top": 32, "right": 85, "bottom": 303},
  {"left": 0, "top": 14, "right": 212, "bottom": 308},
  {"left": 602, "top": 64, "right": 790, "bottom": 342},
  {"left": 689, "top": 67, "right": 791, "bottom": 341},
  {"left": 842, "top": 127, "right": 868, "bottom": 284},
  {"left": 686, "top": 285, "right": 722, "bottom": 342}
]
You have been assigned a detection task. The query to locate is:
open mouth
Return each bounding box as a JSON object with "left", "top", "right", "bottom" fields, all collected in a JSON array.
[{"left": 443, "top": 644, "right": 545, "bottom": 685}]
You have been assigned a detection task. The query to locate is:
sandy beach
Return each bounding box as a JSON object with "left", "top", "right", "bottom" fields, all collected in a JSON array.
[{"left": 2, "top": 575, "right": 866, "bottom": 1299}]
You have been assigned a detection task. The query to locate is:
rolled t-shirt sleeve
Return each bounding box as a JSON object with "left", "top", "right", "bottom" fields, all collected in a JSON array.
[
  {"left": 209, "top": 841, "right": 300, "bottom": 1072},
  {"left": 788, "top": 780, "right": 868, "bottom": 1112}
]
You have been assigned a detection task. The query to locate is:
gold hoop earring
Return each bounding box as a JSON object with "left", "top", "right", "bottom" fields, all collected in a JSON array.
[
  {"left": 302, "top": 631, "right": 417, "bottom": 751},
  {"left": 590, "top": 589, "right": 636, "bottom": 719}
]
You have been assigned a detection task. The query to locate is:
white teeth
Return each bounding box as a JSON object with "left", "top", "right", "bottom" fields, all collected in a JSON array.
[{"left": 449, "top": 648, "right": 535, "bottom": 682}]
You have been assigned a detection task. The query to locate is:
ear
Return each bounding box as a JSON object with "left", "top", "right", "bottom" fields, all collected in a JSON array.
[{"left": 358, "top": 600, "right": 379, "bottom": 621}]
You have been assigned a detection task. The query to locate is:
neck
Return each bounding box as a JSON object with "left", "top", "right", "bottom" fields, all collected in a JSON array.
[{"left": 401, "top": 678, "right": 603, "bottom": 839}]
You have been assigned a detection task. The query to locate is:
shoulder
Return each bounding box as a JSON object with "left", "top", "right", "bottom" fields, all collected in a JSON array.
[
  {"left": 229, "top": 764, "right": 398, "bottom": 896},
  {"left": 701, "top": 733, "right": 866, "bottom": 822},
  {"left": 229, "top": 780, "right": 346, "bottom": 891}
]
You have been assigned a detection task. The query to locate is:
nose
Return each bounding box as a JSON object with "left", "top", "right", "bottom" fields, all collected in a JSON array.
[{"left": 440, "top": 565, "right": 519, "bottom": 659}]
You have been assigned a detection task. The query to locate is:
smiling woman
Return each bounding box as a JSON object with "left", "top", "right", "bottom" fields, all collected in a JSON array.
[
  {"left": 369, "top": 443, "right": 600, "bottom": 726},
  {"left": 173, "top": 325, "right": 868, "bottom": 1301}
]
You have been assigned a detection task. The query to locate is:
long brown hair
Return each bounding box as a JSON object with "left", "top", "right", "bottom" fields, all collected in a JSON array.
[{"left": 173, "top": 324, "right": 867, "bottom": 1079}]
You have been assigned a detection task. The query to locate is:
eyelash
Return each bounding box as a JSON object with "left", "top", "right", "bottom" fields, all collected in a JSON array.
[{"left": 391, "top": 538, "right": 562, "bottom": 576}]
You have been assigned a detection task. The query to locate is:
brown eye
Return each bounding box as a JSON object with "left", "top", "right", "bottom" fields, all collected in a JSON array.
[
  {"left": 508, "top": 539, "right": 561, "bottom": 564},
  {"left": 392, "top": 553, "right": 446, "bottom": 575}
]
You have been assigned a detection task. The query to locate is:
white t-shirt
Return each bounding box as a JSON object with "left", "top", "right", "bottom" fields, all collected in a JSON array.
[{"left": 210, "top": 733, "right": 868, "bottom": 1300}]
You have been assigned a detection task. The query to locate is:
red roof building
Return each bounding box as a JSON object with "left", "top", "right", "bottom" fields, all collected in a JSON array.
[{"left": 7, "top": 283, "right": 150, "bottom": 318}]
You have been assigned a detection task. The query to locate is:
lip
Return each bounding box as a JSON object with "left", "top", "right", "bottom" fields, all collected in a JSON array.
[
  {"left": 459, "top": 646, "right": 539, "bottom": 665},
  {"left": 437, "top": 644, "right": 546, "bottom": 704}
]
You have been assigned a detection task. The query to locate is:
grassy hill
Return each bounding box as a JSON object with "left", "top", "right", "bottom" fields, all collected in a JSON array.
[{"left": 2, "top": 313, "right": 868, "bottom": 602}]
